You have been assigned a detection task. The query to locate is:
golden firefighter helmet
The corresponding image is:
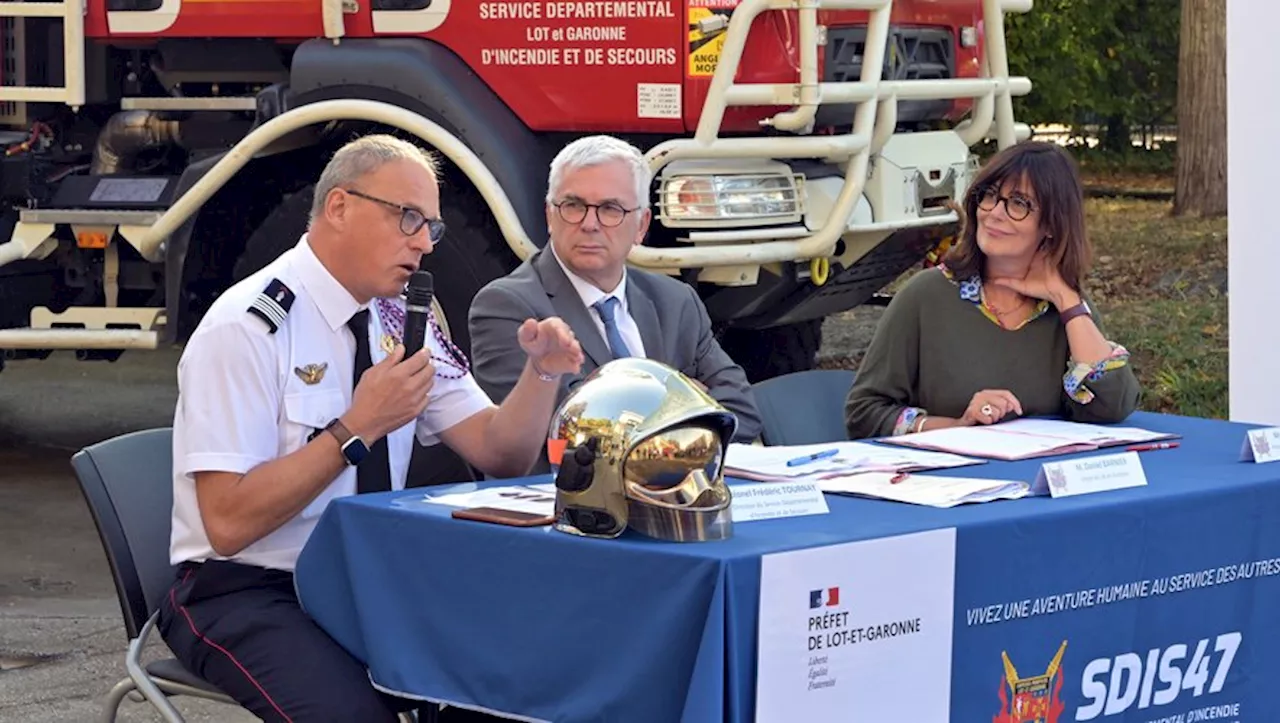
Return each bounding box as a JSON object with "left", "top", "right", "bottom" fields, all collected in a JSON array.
[{"left": 548, "top": 357, "right": 738, "bottom": 542}]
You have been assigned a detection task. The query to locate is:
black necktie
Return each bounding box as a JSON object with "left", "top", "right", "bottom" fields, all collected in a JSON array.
[{"left": 346, "top": 309, "right": 392, "bottom": 494}]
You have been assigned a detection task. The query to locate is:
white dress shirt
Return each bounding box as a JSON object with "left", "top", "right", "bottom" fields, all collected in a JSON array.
[
  {"left": 170, "top": 236, "right": 494, "bottom": 571},
  {"left": 549, "top": 245, "right": 646, "bottom": 358}
]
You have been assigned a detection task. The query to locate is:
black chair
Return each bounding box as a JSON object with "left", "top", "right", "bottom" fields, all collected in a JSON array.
[
  {"left": 71, "top": 427, "right": 240, "bottom": 722},
  {"left": 751, "top": 369, "right": 858, "bottom": 445},
  {"left": 71, "top": 427, "right": 424, "bottom": 722}
]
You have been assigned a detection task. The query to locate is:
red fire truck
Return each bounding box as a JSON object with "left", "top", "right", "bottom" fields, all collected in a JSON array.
[{"left": 0, "top": 0, "right": 1030, "bottom": 382}]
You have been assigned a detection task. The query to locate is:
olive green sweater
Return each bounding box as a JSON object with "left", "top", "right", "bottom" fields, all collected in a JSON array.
[{"left": 843, "top": 268, "right": 1142, "bottom": 439}]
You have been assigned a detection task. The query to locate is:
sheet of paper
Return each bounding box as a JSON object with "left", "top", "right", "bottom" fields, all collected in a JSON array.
[
  {"left": 725, "top": 442, "right": 868, "bottom": 478},
  {"left": 997, "top": 418, "right": 1174, "bottom": 445},
  {"left": 817, "top": 472, "right": 1029, "bottom": 508},
  {"left": 725, "top": 441, "right": 983, "bottom": 481},
  {"left": 883, "top": 426, "right": 1093, "bottom": 460},
  {"left": 424, "top": 486, "right": 557, "bottom": 516}
]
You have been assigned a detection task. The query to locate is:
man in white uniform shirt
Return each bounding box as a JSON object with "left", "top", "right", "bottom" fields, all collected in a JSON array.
[
  {"left": 159, "top": 134, "right": 583, "bottom": 723},
  {"left": 468, "top": 134, "right": 762, "bottom": 474}
]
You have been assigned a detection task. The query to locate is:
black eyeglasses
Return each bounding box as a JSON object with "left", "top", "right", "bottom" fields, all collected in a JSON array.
[
  {"left": 975, "top": 185, "right": 1037, "bottom": 222},
  {"left": 552, "top": 198, "right": 638, "bottom": 228},
  {"left": 344, "top": 188, "right": 446, "bottom": 242}
]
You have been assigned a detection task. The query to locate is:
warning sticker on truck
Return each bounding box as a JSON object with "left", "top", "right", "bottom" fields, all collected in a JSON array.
[{"left": 688, "top": 0, "right": 739, "bottom": 76}]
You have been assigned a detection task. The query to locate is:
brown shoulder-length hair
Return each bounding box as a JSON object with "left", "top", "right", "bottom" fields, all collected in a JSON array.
[{"left": 942, "top": 141, "right": 1091, "bottom": 291}]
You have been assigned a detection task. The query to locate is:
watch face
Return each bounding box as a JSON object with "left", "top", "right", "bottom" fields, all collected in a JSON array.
[{"left": 342, "top": 438, "right": 369, "bottom": 465}]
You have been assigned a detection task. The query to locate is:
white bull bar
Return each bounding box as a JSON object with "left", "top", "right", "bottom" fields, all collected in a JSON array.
[{"left": 635, "top": 0, "right": 1033, "bottom": 269}]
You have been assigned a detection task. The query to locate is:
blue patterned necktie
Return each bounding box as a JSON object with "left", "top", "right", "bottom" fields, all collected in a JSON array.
[{"left": 592, "top": 296, "right": 633, "bottom": 359}]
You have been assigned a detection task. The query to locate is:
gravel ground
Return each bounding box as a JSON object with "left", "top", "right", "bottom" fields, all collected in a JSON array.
[{"left": 818, "top": 306, "right": 886, "bottom": 370}]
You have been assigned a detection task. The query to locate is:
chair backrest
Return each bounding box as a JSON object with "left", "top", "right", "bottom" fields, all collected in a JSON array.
[
  {"left": 751, "top": 369, "right": 857, "bottom": 446},
  {"left": 70, "top": 427, "right": 175, "bottom": 640}
]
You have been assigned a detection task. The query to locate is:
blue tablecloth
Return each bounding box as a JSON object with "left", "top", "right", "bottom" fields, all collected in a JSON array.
[{"left": 294, "top": 412, "right": 1280, "bottom": 722}]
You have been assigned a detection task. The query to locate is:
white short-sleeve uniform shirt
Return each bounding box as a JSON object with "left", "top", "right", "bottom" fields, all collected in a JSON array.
[{"left": 169, "top": 236, "right": 494, "bottom": 571}]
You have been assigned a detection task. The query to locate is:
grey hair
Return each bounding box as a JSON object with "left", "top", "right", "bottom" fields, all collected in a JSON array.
[
  {"left": 545, "top": 135, "right": 651, "bottom": 210},
  {"left": 309, "top": 134, "right": 441, "bottom": 222}
]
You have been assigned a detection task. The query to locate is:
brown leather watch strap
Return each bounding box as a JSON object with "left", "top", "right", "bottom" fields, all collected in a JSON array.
[
  {"left": 1059, "top": 301, "right": 1091, "bottom": 325},
  {"left": 324, "top": 418, "right": 354, "bottom": 446}
]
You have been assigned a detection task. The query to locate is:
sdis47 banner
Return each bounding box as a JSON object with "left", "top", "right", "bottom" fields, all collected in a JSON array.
[{"left": 952, "top": 505, "right": 1280, "bottom": 723}]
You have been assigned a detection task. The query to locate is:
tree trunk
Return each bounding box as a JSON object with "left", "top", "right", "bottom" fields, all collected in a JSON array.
[{"left": 1173, "top": 0, "right": 1227, "bottom": 217}]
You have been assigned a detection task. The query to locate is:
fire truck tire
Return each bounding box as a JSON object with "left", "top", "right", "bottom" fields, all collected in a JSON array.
[
  {"left": 717, "top": 318, "right": 822, "bottom": 385},
  {"left": 232, "top": 187, "right": 314, "bottom": 285},
  {"left": 419, "top": 176, "right": 521, "bottom": 357},
  {"left": 232, "top": 179, "right": 517, "bottom": 358}
]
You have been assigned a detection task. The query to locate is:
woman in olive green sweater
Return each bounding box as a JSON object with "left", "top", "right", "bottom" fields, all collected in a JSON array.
[{"left": 844, "top": 141, "right": 1141, "bottom": 440}]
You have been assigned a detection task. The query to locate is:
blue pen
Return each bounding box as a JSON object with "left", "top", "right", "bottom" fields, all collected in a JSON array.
[{"left": 786, "top": 448, "right": 840, "bottom": 467}]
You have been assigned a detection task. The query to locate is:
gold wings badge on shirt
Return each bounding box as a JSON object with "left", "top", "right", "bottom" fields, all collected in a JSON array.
[{"left": 293, "top": 362, "right": 328, "bottom": 385}]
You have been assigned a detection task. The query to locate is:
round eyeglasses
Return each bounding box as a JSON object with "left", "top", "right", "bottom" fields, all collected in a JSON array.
[
  {"left": 975, "top": 185, "right": 1037, "bottom": 222},
  {"left": 343, "top": 188, "right": 447, "bottom": 242},
  {"left": 552, "top": 198, "right": 638, "bottom": 228}
]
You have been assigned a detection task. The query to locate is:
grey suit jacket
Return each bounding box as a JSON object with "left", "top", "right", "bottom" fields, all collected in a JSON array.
[{"left": 468, "top": 249, "right": 763, "bottom": 471}]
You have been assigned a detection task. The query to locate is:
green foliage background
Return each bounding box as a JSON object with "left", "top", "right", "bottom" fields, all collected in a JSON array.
[{"left": 1005, "top": 0, "right": 1181, "bottom": 152}]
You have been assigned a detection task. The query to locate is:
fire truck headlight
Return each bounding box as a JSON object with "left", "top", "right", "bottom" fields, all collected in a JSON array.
[{"left": 658, "top": 167, "right": 803, "bottom": 228}]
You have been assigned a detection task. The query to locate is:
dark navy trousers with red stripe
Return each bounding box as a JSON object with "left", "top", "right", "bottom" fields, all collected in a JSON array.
[{"left": 157, "top": 559, "right": 417, "bottom": 722}]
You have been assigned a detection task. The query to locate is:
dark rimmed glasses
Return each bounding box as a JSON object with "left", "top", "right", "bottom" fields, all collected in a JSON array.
[
  {"left": 552, "top": 198, "right": 639, "bottom": 228},
  {"left": 975, "top": 185, "right": 1037, "bottom": 222},
  {"left": 344, "top": 188, "right": 447, "bottom": 242}
]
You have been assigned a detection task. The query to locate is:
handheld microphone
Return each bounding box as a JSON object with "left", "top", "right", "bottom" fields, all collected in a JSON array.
[{"left": 402, "top": 267, "right": 434, "bottom": 358}]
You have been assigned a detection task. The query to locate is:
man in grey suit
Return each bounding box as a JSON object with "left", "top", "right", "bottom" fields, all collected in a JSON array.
[{"left": 468, "top": 135, "right": 762, "bottom": 470}]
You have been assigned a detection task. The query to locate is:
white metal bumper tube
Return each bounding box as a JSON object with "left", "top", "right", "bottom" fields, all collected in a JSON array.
[
  {"left": 0, "top": 329, "right": 159, "bottom": 350},
  {"left": 128, "top": 99, "right": 540, "bottom": 264}
]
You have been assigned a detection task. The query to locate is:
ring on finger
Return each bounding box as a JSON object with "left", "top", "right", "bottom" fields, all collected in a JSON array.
[{"left": 981, "top": 404, "right": 994, "bottom": 417}]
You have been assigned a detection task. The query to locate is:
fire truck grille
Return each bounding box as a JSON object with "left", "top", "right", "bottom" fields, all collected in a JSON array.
[{"left": 817, "top": 25, "right": 956, "bottom": 127}]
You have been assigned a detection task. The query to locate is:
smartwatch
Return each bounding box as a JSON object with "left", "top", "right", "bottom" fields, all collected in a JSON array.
[
  {"left": 1059, "top": 300, "right": 1091, "bottom": 325},
  {"left": 323, "top": 418, "right": 369, "bottom": 466}
]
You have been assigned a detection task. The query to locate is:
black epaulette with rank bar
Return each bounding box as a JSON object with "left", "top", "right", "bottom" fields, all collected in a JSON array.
[{"left": 247, "top": 278, "right": 295, "bottom": 334}]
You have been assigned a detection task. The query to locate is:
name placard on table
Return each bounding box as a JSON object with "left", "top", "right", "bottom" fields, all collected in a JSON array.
[
  {"left": 731, "top": 482, "right": 829, "bottom": 523},
  {"left": 1241, "top": 427, "right": 1280, "bottom": 464},
  {"left": 1033, "top": 452, "right": 1148, "bottom": 498}
]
